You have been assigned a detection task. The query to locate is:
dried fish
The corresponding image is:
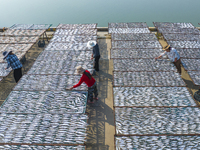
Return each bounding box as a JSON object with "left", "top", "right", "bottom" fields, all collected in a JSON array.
[
  {"left": 113, "top": 87, "right": 195, "bottom": 106},
  {"left": 187, "top": 71, "right": 200, "bottom": 85},
  {"left": 163, "top": 33, "right": 200, "bottom": 41},
  {"left": 0, "top": 36, "right": 39, "bottom": 44},
  {"left": 176, "top": 48, "right": 200, "bottom": 58},
  {"left": 115, "top": 136, "right": 200, "bottom": 150},
  {"left": 0, "top": 91, "right": 87, "bottom": 114},
  {"left": 113, "top": 59, "right": 176, "bottom": 71},
  {"left": 9, "top": 24, "right": 33, "bottom": 29},
  {"left": 9, "top": 24, "right": 51, "bottom": 30},
  {"left": 108, "top": 22, "right": 148, "bottom": 28},
  {"left": 54, "top": 29, "right": 97, "bottom": 35},
  {"left": 113, "top": 71, "right": 185, "bottom": 86},
  {"left": 157, "top": 27, "right": 200, "bottom": 34},
  {"left": 111, "top": 33, "right": 157, "bottom": 41},
  {"left": 50, "top": 35, "right": 97, "bottom": 43},
  {"left": 115, "top": 107, "right": 200, "bottom": 135},
  {"left": 167, "top": 41, "right": 200, "bottom": 49},
  {"left": 13, "top": 74, "right": 88, "bottom": 91},
  {"left": 0, "top": 114, "right": 88, "bottom": 144},
  {"left": 0, "top": 29, "right": 45, "bottom": 36},
  {"left": 29, "top": 24, "right": 52, "bottom": 30},
  {"left": 109, "top": 28, "right": 150, "bottom": 34},
  {"left": 181, "top": 59, "right": 200, "bottom": 70},
  {"left": 111, "top": 41, "right": 162, "bottom": 49},
  {"left": 153, "top": 22, "right": 195, "bottom": 28},
  {"left": 0, "top": 63, "right": 12, "bottom": 77},
  {"left": 57, "top": 23, "right": 97, "bottom": 29},
  {"left": 111, "top": 48, "right": 163, "bottom": 59}
]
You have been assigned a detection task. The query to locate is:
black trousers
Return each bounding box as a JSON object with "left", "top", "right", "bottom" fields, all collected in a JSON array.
[
  {"left": 14, "top": 68, "right": 22, "bottom": 83},
  {"left": 173, "top": 59, "right": 181, "bottom": 74},
  {"left": 94, "top": 56, "right": 100, "bottom": 71}
]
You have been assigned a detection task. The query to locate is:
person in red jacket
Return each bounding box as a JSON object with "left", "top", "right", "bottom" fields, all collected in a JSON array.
[{"left": 68, "top": 66, "right": 98, "bottom": 103}]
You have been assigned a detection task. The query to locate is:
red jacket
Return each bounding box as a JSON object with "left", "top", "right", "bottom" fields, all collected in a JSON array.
[{"left": 73, "top": 70, "right": 96, "bottom": 88}]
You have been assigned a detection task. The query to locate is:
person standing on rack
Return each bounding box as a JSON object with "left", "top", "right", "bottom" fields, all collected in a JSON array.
[
  {"left": 3, "top": 51, "right": 23, "bottom": 82},
  {"left": 155, "top": 45, "right": 182, "bottom": 74},
  {"left": 87, "top": 40, "right": 100, "bottom": 75},
  {"left": 68, "top": 66, "right": 98, "bottom": 104}
]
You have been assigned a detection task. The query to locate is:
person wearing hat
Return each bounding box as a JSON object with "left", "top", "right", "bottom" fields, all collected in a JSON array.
[
  {"left": 3, "top": 51, "right": 23, "bottom": 82},
  {"left": 68, "top": 66, "right": 98, "bottom": 103},
  {"left": 87, "top": 40, "right": 100, "bottom": 75},
  {"left": 155, "top": 45, "right": 181, "bottom": 74}
]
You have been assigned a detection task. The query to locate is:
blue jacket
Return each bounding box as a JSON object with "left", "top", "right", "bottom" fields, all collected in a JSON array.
[{"left": 6, "top": 54, "right": 22, "bottom": 70}]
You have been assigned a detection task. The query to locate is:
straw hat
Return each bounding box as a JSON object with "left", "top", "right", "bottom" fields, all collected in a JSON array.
[
  {"left": 75, "top": 66, "right": 85, "bottom": 75},
  {"left": 3, "top": 51, "right": 11, "bottom": 59},
  {"left": 163, "top": 45, "right": 170, "bottom": 51},
  {"left": 87, "top": 41, "right": 96, "bottom": 48}
]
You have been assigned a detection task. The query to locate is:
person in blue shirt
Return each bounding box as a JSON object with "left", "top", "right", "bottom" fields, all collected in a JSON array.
[{"left": 3, "top": 51, "right": 23, "bottom": 82}]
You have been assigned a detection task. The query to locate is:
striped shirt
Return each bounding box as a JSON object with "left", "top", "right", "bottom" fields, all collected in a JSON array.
[{"left": 6, "top": 54, "right": 22, "bottom": 70}]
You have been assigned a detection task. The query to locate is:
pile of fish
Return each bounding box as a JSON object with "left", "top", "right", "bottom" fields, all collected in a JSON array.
[
  {"left": 0, "top": 29, "right": 45, "bottom": 36},
  {"left": 0, "top": 36, "right": 39, "bottom": 44},
  {"left": 113, "top": 71, "right": 185, "bottom": 86},
  {"left": 0, "top": 145, "right": 85, "bottom": 150},
  {"left": 115, "top": 136, "right": 200, "bottom": 150},
  {"left": 57, "top": 23, "right": 97, "bottom": 29},
  {"left": 111, "top": 33, "right": 158, "bottom": 41},
  {"left": 110, "top": 48, "right": 163, "bottom": 59},
  {"left": 0, "top": 91, "right": 87, "bottom": 114},
  {"left": 115, "top": 107, "right": 200, "bottom": 135},
  {"left": 0, "top": 114, "right": 88, "bottom": 144},
  {"left": 13, "top": 74, "right": 88, "bottom": 91},
  {"left": 111, "top": 41, "right": 162, "bottom": 49},
  {"left": 10, "top": 24, "right": 52, "bottom": 30},
  {"left": 113, "top": 87, "right": 195, "bottom": 106},
  {"left": 113, "top": 59, "right": 176, "bottom": 71},
  {"left": 153, "top": 22, "right": 195, "bottom": 28},
  {"left": 54, "top": 29, "right": 97, "bottom": 36},
  {"left": 181, "top": 59, "right": 200, "bottom": 70}
]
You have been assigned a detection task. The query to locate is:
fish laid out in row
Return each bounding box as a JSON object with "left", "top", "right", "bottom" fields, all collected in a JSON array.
[
  {"left": 109, "top": 22, "right": 149, "bottom": 28},
  {"left": 50, "top": 35, "right": 97, "bottom": 43},
  {"left": 0, "top": 29, "right": 45, "bottom": 36},
  {"left": 113, "top": 59, "right": 176, "bottom": 71},
  {"left": 187, "top": 71, "right": 200, "bottom": 85},
  {"left": 27, "top": 60, "right": 93, "bottom": 75},
  {"left": 0, "top": 114, "right": 88, "bottom": 144},
  {"left": 167, "top": 41, "right": 200, "bottom": 49},
  {"left": 115, "top": 136, "right": 200, "bottom": 150},
  {"left": 176, "top": 48, "right": 200, "bottom": 58},
  {"left": 54, "top": 29, "right": 97, "bottom": 36},
  {"left": 113, "top": 87, "right": 195, "bottom": 107},
  {"left": 0, "top": 63, "right": 12, "bottom": 76},
  {"left": 153, "top": 22, "right": 195, "bottom": 29},
  {"left": 36, "top": 50, "right": 92, "bottom": 61},
  {"left": 115, "top": 107, "right": 200, "bottom": 135},
  {"left": 181, "top": 59, "right": 200, "bottom": 70},
  {"left": 163, "top": 33, "right": 200, "bottom": 41},
  {"left": 0, "top": 145, "right": 85, "bottom": 150},
  {"left": 108, "top": 28, "right": 150, "bottom": 34},
  {"left": 13, "top": 74, "right": 88, "bottom": 91},
  {"left": 113, "top": 71, "right": 184, "bottom": 87},
  {"left": 0, "top": 36, "right": 39, "bottom": 44},
  {"left": 110, "top": 48, "right": 163, "bottom": 59},
  {"left": 0, "top": 91, "right": 87, "bottom": 114},
  {"left": 111, "top": 33, "right": 158, "bottom": 41},
  {"left": 10, "top": 24, "right": 52, "bottom": 30},
  {"left": 57, "top": 23, "right": 97, "bottom": 29},
  {"left": 45, "top": 42, "right": 92, "bottom": 51},
  {"left": 157, "top": 27, "right": 200, "bottom": 34},
  {"left": 111, "top": 41, "right": 162, "bottom": 49}
]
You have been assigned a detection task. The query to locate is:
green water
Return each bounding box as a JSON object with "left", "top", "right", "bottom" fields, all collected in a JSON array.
[{"left": 1, "top": 0, "right": 200, "bottom": 27}]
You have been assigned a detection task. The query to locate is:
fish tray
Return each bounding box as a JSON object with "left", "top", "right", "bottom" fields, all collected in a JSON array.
[
  {"left": 157, "top": 27, "right": 200, "bottom": 34},
  {"left": 167, "top": 41, "right": 200, "bottom": 49},
  {"left": 181, "top": 59, "right": 200, "bottom": 70},
  {"left": 54, "top": 29, "right": 97, "bottom": 36},
  {"left": 0, "top": 63, "right": 12, "bottom": 77},
  {"left": 108, "top": 22, "right": 148, "bottom": 28},
  {"left": 50, "top": 35, "right": 97, "bottom": 43},
  {"left": 108, "top": 28, "right": 150, "bottom": 34},
  {"left": 113, "top": 87, "right": 196, "bottom": 107},
  {"left": 57, "top": 23, "right": 97, "bottom": 29},
  {"left": 163, "top": 33, "right": 200, "bottom": 41},
  {"left": 36, "top": 50, "right": 92, "bottom": 61},
  {"left": 0, "top": 91, "right": 88, "bottom": 114},
  {"left": 177, "top": 48, "right": 200, "bottom": 58},
  {"left": 44, "top": 42, "right": 92, "bottom": 51},
  {"left": 0, "top": 113, "right": 88, "bottom": 144},
  {"left": 115, "top": 107, "right": 200, "bottom": 135},
  {"left": 0, "top": 29, "right": 45, "bottom": 36},
  {"left": 115, "top": 136, "right": 200, "bottom": 150},
  {"left": 10, "top": 24, "right": 52, "bottom": 30},
  {"left": 0, "top": 36, "right": 39, "bottom": 44},
  {"left": 111, "top": 41, "right": 162, "bottom": 49},
  {"left": 13, "top": 74, "right": 88, "bottom": 91},
  {"left": 113, "top": 71, "right": 185, "bottom": 87},
  {"left": 187, "top": 71, "right": 200, "bottom": 85},
  {"left": 113, "top": 59, "right": 176, "bottom": 71},
  {"left": 153, "top": 22, "right": 195, "bottom": 29},
  {"left": 110, "top": 48, "right": 163, "bottom": 59},
  {"left": 0, "top": 145, "right": 86, "bottom": 150},
  {"left": 27, "top": 60, "right": 93, "bottom": 75},
  {"left": 111, "top": 33, "right": 157, "bottom": 41}
]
